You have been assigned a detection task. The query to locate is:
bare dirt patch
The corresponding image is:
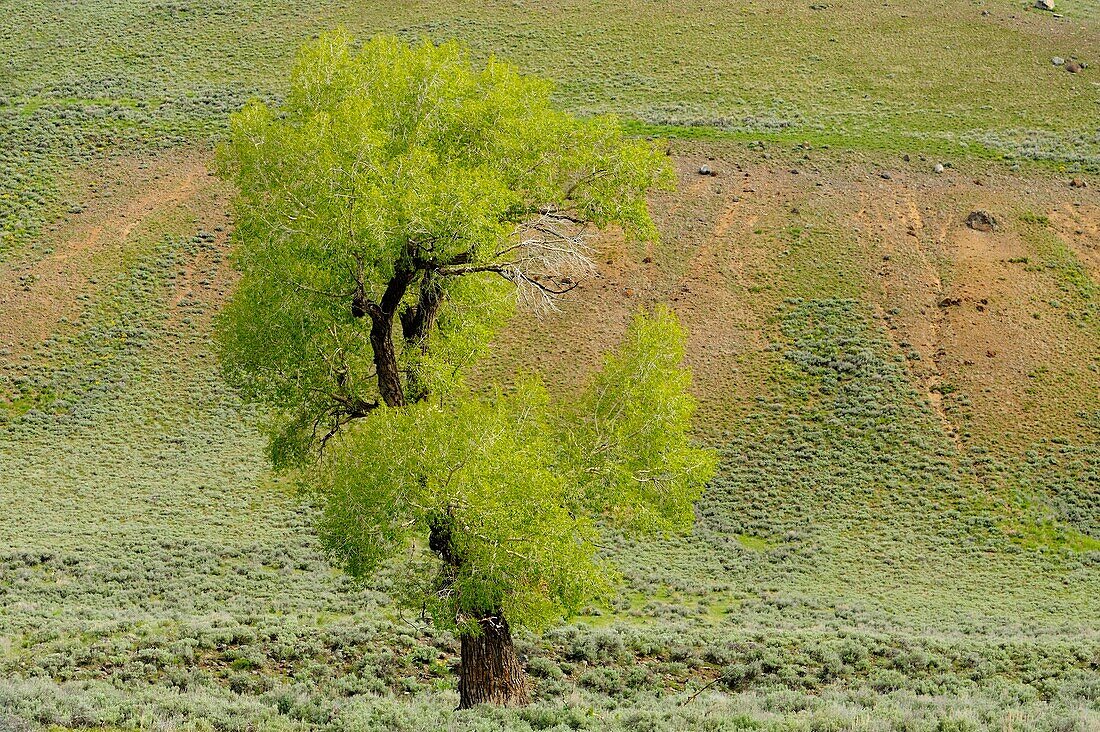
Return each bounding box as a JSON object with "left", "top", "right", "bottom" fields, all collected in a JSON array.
[
  {"left": 0, "top": 151, "right": 225, "bottom": 359},
  {"left": 7, "top": 144, "right": 1094, "bottom": 453},
  {"left": 489, "top": 144, "right": 1099, "bottom": 454}
]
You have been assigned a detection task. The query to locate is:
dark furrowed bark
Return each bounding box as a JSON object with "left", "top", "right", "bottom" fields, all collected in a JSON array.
[
  {"left": 368, "top": 311, "right": 406, "bottom": 407},
  {"left": 402, "top": 270, "right": 444, "bottom": 402},
  {"left": 459, "top": 612, "right": 528, "bottom": 708},
  {"left": 363, "top": 260, "right": 418, "bottom": 408}
]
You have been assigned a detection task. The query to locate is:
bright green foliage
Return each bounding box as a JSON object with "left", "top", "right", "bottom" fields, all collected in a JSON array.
[
  {"left": 214, "top": 33, "right": 708, "bottom": 635},
  {"left": 315, "top": 380, "right": 600, "bottom": 632},
  {"left": 561, "top": 307, "right": 718, "bottom": 534},
  {"left": 216, "top": 31, "right": 674, "bottom": 468},
  {"left": 314, "top": 309, "right": 714, "bottom": 634}
]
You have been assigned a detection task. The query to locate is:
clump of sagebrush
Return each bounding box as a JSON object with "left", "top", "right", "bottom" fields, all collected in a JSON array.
[{"left": 215, "top": 31, "right": 715, "bottom": 708}]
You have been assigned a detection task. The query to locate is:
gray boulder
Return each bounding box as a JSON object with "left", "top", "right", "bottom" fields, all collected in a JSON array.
[{"left": 966, "top": 210, "right": 998, "bottom": 232}]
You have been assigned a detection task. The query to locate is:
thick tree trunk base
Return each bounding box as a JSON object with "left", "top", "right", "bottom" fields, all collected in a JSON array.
[{"left": 458, "top": 613, "right": 528, "bottom": 708}]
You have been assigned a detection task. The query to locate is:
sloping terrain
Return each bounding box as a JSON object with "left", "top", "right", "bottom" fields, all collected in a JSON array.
[
  {"left": 0, "top": 144, "right": 1097, "bottom": 731},
  {"left": 1, "top": 0, "right": 1099, "bottom": 730}
]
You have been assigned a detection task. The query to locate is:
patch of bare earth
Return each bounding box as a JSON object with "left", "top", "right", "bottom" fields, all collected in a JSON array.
[
  {"left": 0, "top": 151, "right": 218, "bottom": 360},
  {"left": 7, "top": 144, "right": 1094, "bottom": 457},
  {"left": 856, "top": 171, "right": 1099, "bottom": 450},
  {"left": 1050, "top": 200, "right": 1100, "bottom": 279},
  {"left": 490, "top": 145, "right": 1099, "bottom": 460}
]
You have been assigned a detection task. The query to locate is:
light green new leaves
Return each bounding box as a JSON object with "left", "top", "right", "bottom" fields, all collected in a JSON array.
[
  {"left": 562, "top": 306, "right": 718, "bottom": 534},
  {"left": 314, "top": 380, "right": 606, "bottom": 633},
  {"left": 312, "top": 308, "right": 715, "bottom": 633},
  {"left": 214, "top": 32, "right": 704, "bottom": 636},
  {"left": 215, "top": 32, "right": 673, "bottom": 463}
]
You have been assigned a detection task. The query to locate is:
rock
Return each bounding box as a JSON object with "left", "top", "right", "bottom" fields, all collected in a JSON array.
[
  {"left": 1070, "top": 178, "right": 1088, "bottom": 188},
  {"left": 1034, "top": 0, "right": 1054, "bottom": 10},
  {"left": 1065, "top": 60, "right": 1081, "bottom": 73},
  {"left": 1052, "top": 56, "right": 1065, "bottom": 66},
  {"left": 938, "top": 297, "right": 962, "bottom": 308},
  {"left": 966, "top": 210, "right": 998, "bottom": 232},
  {"left": 879, "top": 171, "right": 892, "bottom": 180},
  {"left": 699, "top": 165, "right": 711, "bottom": 176},
  {"left": 934, "top": 163, "right": 945, "bottom": 173}
]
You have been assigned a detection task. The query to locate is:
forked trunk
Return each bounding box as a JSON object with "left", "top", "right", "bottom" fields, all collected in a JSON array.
[{"left": 458, "top": 611, "right": 528, "bottom": 708}]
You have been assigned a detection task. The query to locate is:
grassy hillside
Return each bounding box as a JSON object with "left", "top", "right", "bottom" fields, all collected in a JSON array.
[
  {"left": 1, "top": 1, "right": 1099, "bottom": 730},
  {"left": 1, "top": 0, "right": 1098, "bottom": 253}
]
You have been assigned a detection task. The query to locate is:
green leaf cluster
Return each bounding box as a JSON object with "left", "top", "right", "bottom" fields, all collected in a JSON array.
[
  {"left": 215, "top": 31, "right": 673, "bottom": 464},
  {"left": 313, "top": 308, "right": 715, "bottom": 633}
]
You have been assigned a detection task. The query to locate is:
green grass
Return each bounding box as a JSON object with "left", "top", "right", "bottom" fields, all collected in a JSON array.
[{"left": 1, "top": 0, "right": 1098, "bottom": 253}]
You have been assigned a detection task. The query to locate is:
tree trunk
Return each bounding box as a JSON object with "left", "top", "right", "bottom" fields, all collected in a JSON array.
[
  {"left": 368, "top": 311, "right": 406, "bottom": 407},
  {"left": 459, "top": 612, "right": 528, "bottom": 708},
  {"left": 401, "top": 270, "right": 444, "bottom": 402}
]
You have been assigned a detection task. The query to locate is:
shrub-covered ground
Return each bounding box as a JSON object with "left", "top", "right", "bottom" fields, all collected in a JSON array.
[{"left": 1, "top": 1, "right": 1099, "bottom": 730}]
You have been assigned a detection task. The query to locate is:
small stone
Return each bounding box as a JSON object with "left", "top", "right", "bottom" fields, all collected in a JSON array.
[
  {"left": 699, "top": 165, "right": 712, "bottom": 176},
  {"left": 879, "top": 171, "right": 892, "bottom": 180},
  {"left": 1052, "top": 57, "right": 1065, "bottom": 66},
  {"left": 1070, "top": 178, "right": 1088, "bottom": 188},
  {"left": 1034, "top": 0, "right": 1054, "bottom": 10},
  {"left": 934, "top": 163, "right": 945, "bottom": 174},
  {"left": 1065, "top": 60, "right": 1081, "bottom": 73},
  {"left": 966, "top": 210, "right": 998, "bottom": 232},
  {"left": 938, "top": 297, "right": 962, "bottom": 308}
]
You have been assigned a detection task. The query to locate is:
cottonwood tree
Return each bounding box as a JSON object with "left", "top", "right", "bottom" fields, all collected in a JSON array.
[{"left": 216, "top": 32, "right": 716, "bottom": 708}]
